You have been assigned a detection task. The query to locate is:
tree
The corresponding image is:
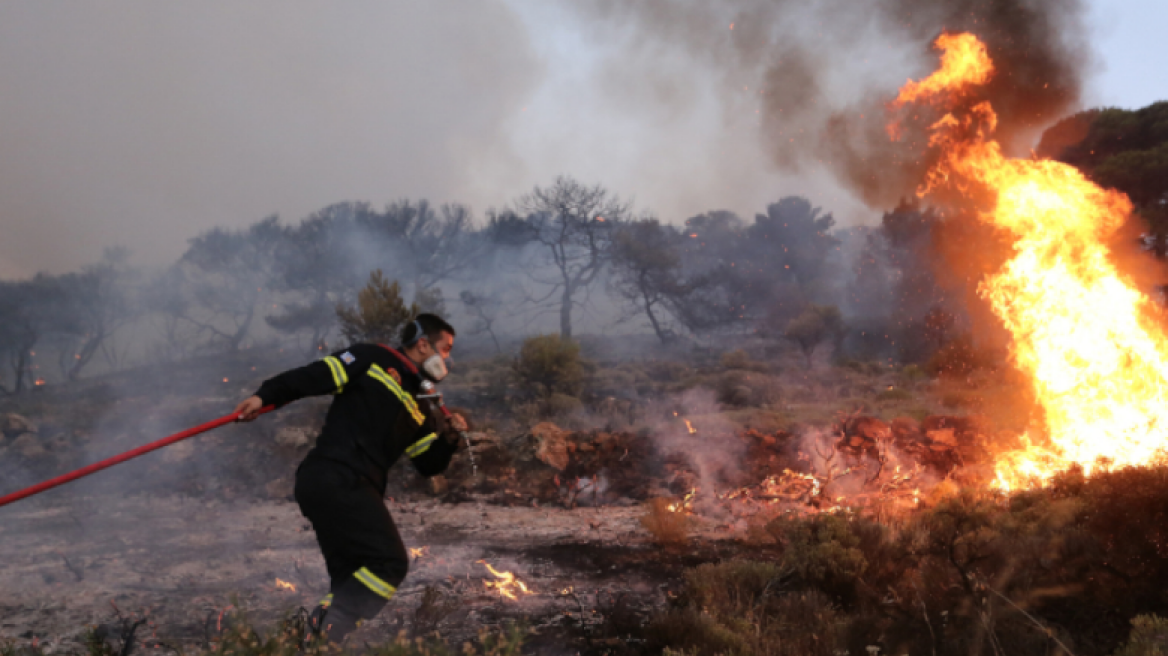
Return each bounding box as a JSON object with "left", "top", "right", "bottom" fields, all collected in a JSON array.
[
  {"left": 335, "top": 270, "right": 418, "bottom": 345},
  {"left": 511, "top": 177, "right": 631, "bottom": 338},
  {"left": 179, "top": 217, "right": 282, "bottom": 351},
  {"left": 267, "top": 204, "right": 366, "bottom": 352},
  {"left": 55, "top": 248, "right": 140, "bottom": 380},
  {"left": 459, "top": 290, "right": 503, "bottom": 353},
  {"left": 1038, "top": 102, "right": 1168, "bottom": 254},
  {"left": 358, "top": 200, "right": 483, "bottom": 296},
  {"left": 785, "top": 304, "right": 844, "bottom": 369},
  {"left": 609, "top": 218, "right": 686, "bottom": 343},
  {"left": 0, "top": 275, "right": 63, "bottom": 393}
]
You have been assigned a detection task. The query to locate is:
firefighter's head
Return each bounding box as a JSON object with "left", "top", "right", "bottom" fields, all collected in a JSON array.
[{"left": 401, "top": 313, "right": 456, "bottom": 381}]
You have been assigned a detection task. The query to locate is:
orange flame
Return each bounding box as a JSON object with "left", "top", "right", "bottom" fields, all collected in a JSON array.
[
  {"left": 666, "top": 487, "right": 698, "bottom": 513},
  {"left": 894, "top": 32, "right": 994, "bottom": 108},
  {"left": 477, "top": 560, "right": 532, "bottom": 601},
  {"left": 275, "top": 578, "right": 296, "bottom": 592},
  {"left": 409, "top": 546, "right": 430, "bottom": 559},
  {"left": 898, "top": 33, "right": 1168, "bottom": 489},
  {"left": 684, "top": 419, "right": 696, "bottom": 434}
]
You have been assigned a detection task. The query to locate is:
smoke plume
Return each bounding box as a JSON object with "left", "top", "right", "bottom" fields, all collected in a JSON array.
[{"left": 564, "top": 0, "right": 1092, "bottom": 208}]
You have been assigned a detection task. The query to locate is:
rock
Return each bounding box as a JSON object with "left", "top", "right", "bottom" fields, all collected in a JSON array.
[
  {"left": 531, "top": 422, "right": 572, "bottom": 471},
  {"left": 11, "top": 433, "right": 47, "bottom": 458},
  {"left": 275, "top": 426, "right": 314, "bottom": 449},
  {"left": 2, "top": 413, "right": 37, "bottom": 439}
]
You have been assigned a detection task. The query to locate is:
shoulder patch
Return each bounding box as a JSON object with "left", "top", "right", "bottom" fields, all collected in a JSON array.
[
  {"left": 387, "top": 368, "right": 401, "bottom": 384},
  {"left": 340, "top": 351, "right": 356, "bottom": 365}
]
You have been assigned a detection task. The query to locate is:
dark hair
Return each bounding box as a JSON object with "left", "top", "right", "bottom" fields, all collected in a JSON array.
[{"left": 401, "top": 313, "right": 455, "bottom": 347}]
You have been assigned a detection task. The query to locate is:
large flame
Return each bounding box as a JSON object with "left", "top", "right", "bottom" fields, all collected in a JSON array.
[{"left": 897, "top": 33, "right": 1168, "bottom": 489}]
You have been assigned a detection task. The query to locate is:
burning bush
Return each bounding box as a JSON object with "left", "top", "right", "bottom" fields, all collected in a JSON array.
[{"left": 639, "top": 497, "right": 689, "bottom": 547}]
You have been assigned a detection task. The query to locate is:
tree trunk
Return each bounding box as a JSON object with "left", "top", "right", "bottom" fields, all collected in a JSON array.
[
  {"left": 228, "top": 305, "right": 256, "bottom": 352},
  {"left": 643, "top": 289, "right": 668, "bottom": 343},
  {"left": 560, "top": 284, "right": 573, "bottom": 338}
]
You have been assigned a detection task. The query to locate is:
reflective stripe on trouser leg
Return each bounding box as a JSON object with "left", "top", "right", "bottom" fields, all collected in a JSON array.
[
  {"left": 353, "top": 566, "right": 397, "bottom": 599},
  {"left": 319, "top": 574, "right": 393, "bottom": 645}
]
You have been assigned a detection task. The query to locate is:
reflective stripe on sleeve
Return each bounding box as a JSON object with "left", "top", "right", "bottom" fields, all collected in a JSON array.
[
  {"left": 366, "top": 365, "right": 425, "bottom": 424},
  {"left": 322, "top": 356, "right": 349, "bottom": 392},
  {"left": 405, "top": 432, "right": 438, "bottom": 458},
  {"left": 353, "top": 567, "right": 397, "bottom": 599},
  {"left": 320, "top": 593, "right": 334, "bottom": 608}
]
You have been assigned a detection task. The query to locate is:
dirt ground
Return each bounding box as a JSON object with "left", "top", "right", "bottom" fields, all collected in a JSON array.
[{"left": 0, "top": 489, "right": 740, "bottom": 655}]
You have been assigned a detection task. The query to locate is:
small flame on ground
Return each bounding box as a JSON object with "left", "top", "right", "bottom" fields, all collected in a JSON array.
[
  {"left": 684, "top": 419, "right": 696, "bottom": 434},
  {"left": 409, "top": 546, "right": 430, "bottom": 559},
  {"left": 275, "top": 578, "right": 296, "bottom": 592},
  {"left": 477, "top": 560, "right": 532, "bottom": 601},
  {"left": 34, "top": 378, "right": 45, "bottom": 386},
  {"left": 667, "top": 487, "right": 698, "bottom": 513}
]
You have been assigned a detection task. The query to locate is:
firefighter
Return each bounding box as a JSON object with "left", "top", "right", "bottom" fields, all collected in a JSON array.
[{"left": 233, "top": 313, "right": 467, "bottom": 646}]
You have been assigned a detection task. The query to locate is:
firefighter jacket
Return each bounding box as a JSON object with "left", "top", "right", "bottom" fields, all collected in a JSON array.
[{"left": 253, "top": 343, "right": 457, "bottom": 493}]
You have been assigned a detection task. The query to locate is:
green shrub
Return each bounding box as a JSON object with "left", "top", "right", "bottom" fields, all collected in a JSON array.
[
  {"left": 512, "top": 335, "right": 585, "bottom": 399},
  {"left": 336, "top": 270, "right": 418, "bottom": 345},
  {"left": 766, "top": 513, "right": 867, "bottom": 588}
]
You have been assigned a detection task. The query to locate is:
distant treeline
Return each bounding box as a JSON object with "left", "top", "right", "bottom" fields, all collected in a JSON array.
[{"left": 1, "top": 101, "right": 1164, "bottom": 393}]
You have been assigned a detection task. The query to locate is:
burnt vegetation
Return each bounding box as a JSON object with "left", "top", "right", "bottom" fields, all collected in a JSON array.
[{"left": 4, "top": 103, "right": 1168, "bottom": 655}]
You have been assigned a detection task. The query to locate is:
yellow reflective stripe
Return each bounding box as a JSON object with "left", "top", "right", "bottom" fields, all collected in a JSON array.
[
  {"left": 322, "top": 356, "right": 348, "bottom": 392},
  {"left": 366, "top": 365, "right": 425, "bottom": 424},
  {"left": 320, "top": 593, "right": 334, "bottom": 608},
  {"left": 406, "top": 433, "right": 437, "bottom": 458},
  {"left": 353, "top": 567, "right": 396, "bottom": 599}
]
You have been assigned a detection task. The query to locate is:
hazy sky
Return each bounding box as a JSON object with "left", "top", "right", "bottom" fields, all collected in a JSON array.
[{"left": 0, "top": 0, "right": 1163, "bottom": 279}]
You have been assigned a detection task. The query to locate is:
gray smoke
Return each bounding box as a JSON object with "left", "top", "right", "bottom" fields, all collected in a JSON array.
[{"left": 561, "top": 0, "right": 1092, "bottom": 208}]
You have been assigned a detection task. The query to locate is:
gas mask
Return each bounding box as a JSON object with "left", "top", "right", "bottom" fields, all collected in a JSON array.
[{"left": 421, "top": 353, "right": 448, "bottom": 382}]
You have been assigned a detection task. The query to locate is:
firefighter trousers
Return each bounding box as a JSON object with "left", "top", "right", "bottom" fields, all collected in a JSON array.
[{"left": 294, "top": 457, "right": 408, "bottom": 644}]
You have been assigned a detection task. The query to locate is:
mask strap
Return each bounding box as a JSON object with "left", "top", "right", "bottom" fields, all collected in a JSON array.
[{"left": 404, "top": 319, "right": 425, "bottom": 347}]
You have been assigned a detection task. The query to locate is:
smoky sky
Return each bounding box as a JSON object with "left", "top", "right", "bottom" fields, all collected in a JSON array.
[
  {"left": 0, "top": 1, "right": 540, "bottom": 278},
  {"left": 0, "top": 0, "right": 1126, "bottom": 280},
  {"left": 558, "top": 0, "right": 1092, "bottom": 209}
]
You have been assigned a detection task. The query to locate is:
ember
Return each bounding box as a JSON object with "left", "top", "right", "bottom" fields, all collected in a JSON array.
[
  {"left": 477, "top": 560, "right": 532, "bottom": 601},
  {"left": 409, "top": 546, "right": 430, "bottom": 559},
  {"left": 275, "top": 578, "right": 295, "bottom": 592}
]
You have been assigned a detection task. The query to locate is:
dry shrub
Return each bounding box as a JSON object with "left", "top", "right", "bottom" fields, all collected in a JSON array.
[
  {"left": 712, "top": 372, "right": 783, "bottom": 407},
  {"left": 649, "top": 560, "right": 842, "bottom": 656},
  {"left": 640, "top": 497, "right": 688, "bottom": 546},
  {"left": 1112, "top": 615, "right": 1168, "bottom": 656}
]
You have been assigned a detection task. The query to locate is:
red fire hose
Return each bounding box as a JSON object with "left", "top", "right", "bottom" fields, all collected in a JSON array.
[{"left": 0, "top": 405, "right": 274, "bottom": 509}]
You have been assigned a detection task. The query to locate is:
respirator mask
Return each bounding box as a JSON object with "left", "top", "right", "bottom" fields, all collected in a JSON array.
[
  {"left": 421, "top": 353, "right": 448, "bottom": 382},
  {"left": 406, "top": 319, "right": 448, "bottom": 383}
]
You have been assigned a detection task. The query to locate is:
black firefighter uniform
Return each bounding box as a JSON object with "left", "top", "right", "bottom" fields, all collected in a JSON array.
[{"left": 252, "top": 342, "right": 458, "bottom": 642}]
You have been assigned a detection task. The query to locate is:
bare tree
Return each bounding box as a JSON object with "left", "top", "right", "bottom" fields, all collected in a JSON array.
[
  {"left": 609, "top": 218, "right": 685, "bottom": 343},
  {"left": 511, "top": 176, "right": 631, "bottom": 338},
  {"left": 459, "top": 290, "right": 503, "bottom": 352}
]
